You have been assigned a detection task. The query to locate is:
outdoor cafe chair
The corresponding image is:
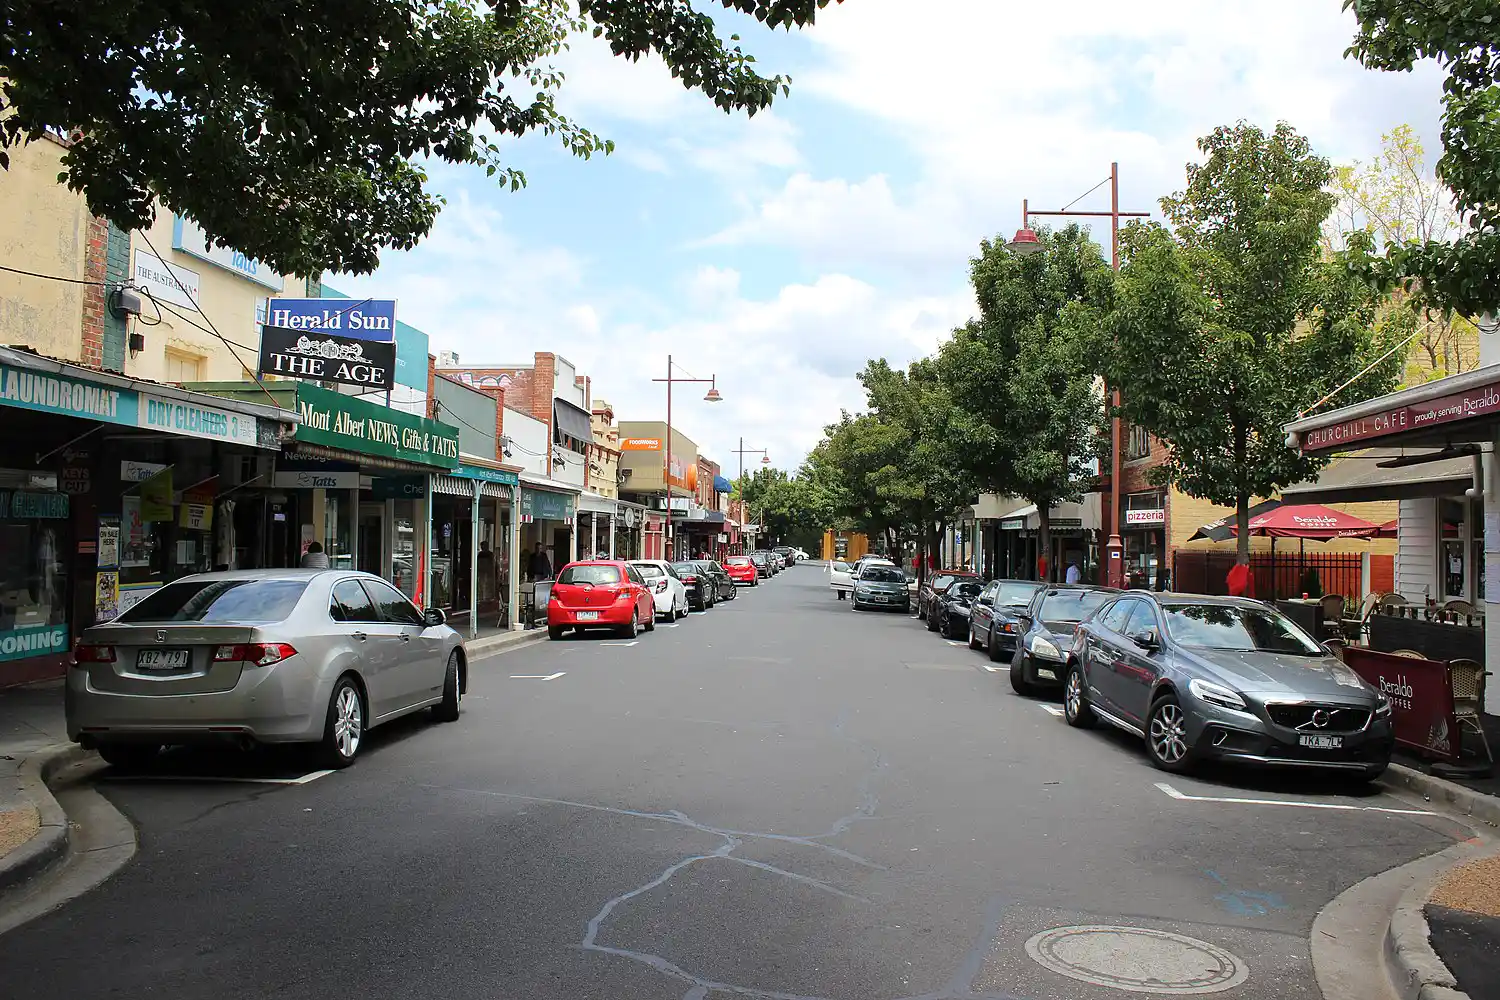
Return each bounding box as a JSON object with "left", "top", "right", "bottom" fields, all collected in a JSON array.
[
  {"left": 1444, "top": 599, "right": 1477, "bottom": 615},
  {"left": 1390, "top": 649, "right": 1425, "bottom": 658},
  {"left": 1341, "top": 592, "right": 1380, "bottom": 642},
  {"left": 1319, "top": 594, "right": 1347, "bottom": 639},
  {"left": 1447, "top": 658, "right": 1493, "bottom": 765},
  {"left": 1378, "top": 593, "right": 1409, "bottom": 611}
]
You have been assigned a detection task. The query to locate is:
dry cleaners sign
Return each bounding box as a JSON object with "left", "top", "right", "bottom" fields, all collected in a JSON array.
[{"left": 258, "top": 324, "right": 396, "bottom": 390}]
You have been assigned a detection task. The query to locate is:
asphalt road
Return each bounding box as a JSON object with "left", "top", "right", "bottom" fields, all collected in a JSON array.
[{"left": 0, "top": 565, "right": 1472, "bottom": 999}]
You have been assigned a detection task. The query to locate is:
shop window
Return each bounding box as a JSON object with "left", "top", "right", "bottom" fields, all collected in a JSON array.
[
  {"left": 1125, "top": 424, "right": 1151, "bottom": 461},
  {"left": 163, "top": 351, "right": 205, "bottom": 384},
  {"left": 0, "top": 480, "right": 70, "bottom": 647}
]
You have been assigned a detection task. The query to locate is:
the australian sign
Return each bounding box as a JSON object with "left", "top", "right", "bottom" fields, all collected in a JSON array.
[{"left": 258, "top": 324, "right": 396, "bottom": 390}]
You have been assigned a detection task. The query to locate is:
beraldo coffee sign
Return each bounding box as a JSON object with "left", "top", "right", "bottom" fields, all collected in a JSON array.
[{"left": 258, "top": 324, "right": 395, "bottom": 389}]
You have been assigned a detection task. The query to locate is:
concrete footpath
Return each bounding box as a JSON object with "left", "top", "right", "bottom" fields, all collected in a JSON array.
[{"left": 1377, "top": 763, "right": 1500, "bottom": 1000}]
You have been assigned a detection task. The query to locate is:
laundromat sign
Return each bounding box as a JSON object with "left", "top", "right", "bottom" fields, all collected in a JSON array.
[
  {"left": 0, "top": 363, "right": 262, "bottom": 447},
  {"left": 292, "top": 383, "right": 459, "bottom": 469}
]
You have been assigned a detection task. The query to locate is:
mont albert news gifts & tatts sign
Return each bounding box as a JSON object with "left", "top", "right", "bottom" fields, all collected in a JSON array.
[{"left": 257, "top": 324, "right": 396, "bottom": 390}]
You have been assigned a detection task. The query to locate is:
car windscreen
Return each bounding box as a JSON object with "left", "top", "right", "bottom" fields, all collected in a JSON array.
[
  {"left": 1163, "top": 604, "right": 1323, "bottom": 655},
  {"left": 949, "top": 581, "right": 983, "bottom": 600},
  {"left": 558, "top": 565, "right": 621, "bottom": 586},
  {"left": 115, "top": 579, "right": 309, "bottom": 624},
  {"left": 996, "top": 582, "right": 1042, "bottom": 607},
  {"left": 671, "top": 563, "right": 698, "bottom": 576},
  {"left": 634, "top": 564, "right": 664, "bottom": 578},
  {"left": 727, "top": 557, "right": 751, "bottom": 566},
  {"left": 859, "top": 567, "right": 905, "bottom": 583},
  {"left": 1038, "top": 589, "right": 1112, "bottom": 624}
]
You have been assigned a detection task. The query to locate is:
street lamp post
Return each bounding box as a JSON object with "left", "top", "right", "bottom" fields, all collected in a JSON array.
[
  {"left": 653, "top": 354, "right": 721, "bottom": 560},
  {"left": 731, "top": 437, "right": 769, "bottom": 551},
  {"left": 1008, "top": 162, "right": 1150, "bottom": 588}
]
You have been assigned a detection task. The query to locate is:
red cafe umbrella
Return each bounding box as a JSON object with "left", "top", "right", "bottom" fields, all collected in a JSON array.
[
  {"left": 1374, "top": 518, "right": 1398, "bottom": 539},
  {"left": 1241, "top": 504, "right": 1380, "bottom": 539}
]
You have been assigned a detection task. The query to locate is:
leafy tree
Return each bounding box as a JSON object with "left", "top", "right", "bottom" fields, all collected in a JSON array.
[
  {"left": 816, "top": 411, "right": 911, "bottom": 546},
  {"left": 1343, "top": 1, "right": 1500, "bottom": 315},
  {"left": 938, "top": 224, "right": 1110, "bottom": 580},
  {"left": 1324, "top": 124, "right": 1479, "bottom": 381},
  {"left": 1, "top": 0, "right": 838, "bottom": 276},
  {"left": 1103, "top": 121, "right": 1403, "bottom": 565}
]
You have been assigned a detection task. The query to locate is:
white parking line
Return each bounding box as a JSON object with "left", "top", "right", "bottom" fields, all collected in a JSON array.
[
  {"left": 510, "top": 672, "right": 566, "bottom": 681},
  {"left": 981, "top": 664, "right": 1009, "bottom": 672},
  {"left": 600, "top": 641, "right": 639, "bottom": 647},
  {"left": 1154, "top": 781, "right": 1437, "bottom": 816},
  {"left": 1040, "top": 705, "right": 1065, "bottom": 717},
  {"left": 107, "top": 770, "right": 334, "bottom": 785}
]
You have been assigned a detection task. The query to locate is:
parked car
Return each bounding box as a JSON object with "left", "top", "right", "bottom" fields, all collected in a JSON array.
[
  {"left": 773, "top": 546, "right": 796, "bottom": 566},
  {"left": 1011, "top": 586, "right": 1118, "bottom": 695},
  {"left": 67, "top": 570, "right": 465, "bottom": 770},
  {"left": 851, "top": 554, "right": 894, "bottom": 577},
  {"left": 692, "top": 560, "right": 737, "bottom": 603},
  {"left": 673, "top": 561, "right": 716, "bottom": 611},
  {"left": 749, "top": 552, "right": 772, "bottom": 578},
  {"left": 629, "top": 560, "right": 690, "bottom": 620},
  {"left": 725, "top": 555, "right": 759, "bottom": 586},
  {"left": 1067, "top": 593, "right": 1393, "bottom": 779},
  {"left": 548, "top": 560, "right": 657, "bottom": 641},
  {"left": 968, "top": 580, "right": 1046, "bottom": 660},
  {"left": 793, "top": 548, "right": 811, "bottom": 561},
  {"left": 829, "top": 559, "right": 855, "bottom": 600},
  {"left": 933, "top": 580, "right": 986, "bottom": 639},
  {"left": 764, "top": 551, "right": 785, "bottom": 573},
  {"left": 851, "top": 563, "right": 911, "bottom": 612},
  {"left": 920, "top": 571, "right": 980, "bottom": 626}
]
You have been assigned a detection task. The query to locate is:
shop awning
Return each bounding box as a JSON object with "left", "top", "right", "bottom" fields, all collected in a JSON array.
[
  {"left": 577, "top": 491, "right": 617, "bottom": 514},
  {"left": 1, "top": 346, "right": 294, "bottom": 450},
  {"left": 1279, "top": 448, "right": 1477, "bottom": 503},
  {"left": 1287, "top": 362, "right": 1500, "bottom": 454},
  {"left": 553, "top": 398, "right": 593, "bottom": 443}
]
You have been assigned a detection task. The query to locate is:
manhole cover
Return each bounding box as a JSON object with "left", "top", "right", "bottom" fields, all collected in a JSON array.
[{"left": 1024, "top": 925, "right": 1248, "bottom": 994}]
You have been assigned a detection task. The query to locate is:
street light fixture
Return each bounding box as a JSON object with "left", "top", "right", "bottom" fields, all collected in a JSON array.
[
  {"left": 653, "top": 354, "right": 721, "bottom": 560},
  {"left": 1012, "top": 162, "right": 1150, "bottom": 588},
  {"left": 732, "top": 438, "right": 769, "bottom": 551}
]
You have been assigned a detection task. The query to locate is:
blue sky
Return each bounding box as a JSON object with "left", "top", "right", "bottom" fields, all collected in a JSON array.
[{"left": 334, "top": 0, "right": 1446, "bottom": 474}]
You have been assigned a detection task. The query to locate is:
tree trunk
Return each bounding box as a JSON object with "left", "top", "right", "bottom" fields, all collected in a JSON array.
[
  {"left": 1037, "top": 503, "right": 1052, "bottom": 583},
  {"left": 1236, "top": 491, "right": 1251, "bottom": 565}
]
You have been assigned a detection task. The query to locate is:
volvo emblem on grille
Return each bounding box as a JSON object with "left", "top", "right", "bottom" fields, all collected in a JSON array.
[
  {"left": 1310, "top": 709, "right": 1331, "bottom": 729},
  {"left": 155, "top": 630, "right": 167, "bottom": 643}
]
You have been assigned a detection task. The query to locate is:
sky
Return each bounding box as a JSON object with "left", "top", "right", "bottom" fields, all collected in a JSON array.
[{"left": 332, "top": 0, "right": 1447, "bottom": 477}]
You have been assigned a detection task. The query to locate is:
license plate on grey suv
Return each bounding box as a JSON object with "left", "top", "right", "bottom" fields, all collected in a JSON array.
[
  {"left": 136, "top": 648, "right": 190, "bottom": 671},
  {"left": 1298, "top": 735, "right": 1342, "bottom": 749}
]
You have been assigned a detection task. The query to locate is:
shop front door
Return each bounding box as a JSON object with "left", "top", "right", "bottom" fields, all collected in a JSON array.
[{"left": 358, "top": 504, "right": 385, "bottom": 578}]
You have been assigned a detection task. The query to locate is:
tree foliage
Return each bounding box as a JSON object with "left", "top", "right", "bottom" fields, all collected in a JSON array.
[
  {"left": 1343, "top": 1, "right": 1500, "bottom": 314},
  {"left": 939, "top": 224, "right": 1110, "bottom": 577},
  {"left": 1325, "top": 124, "right": 1479, "bottom": 381},
  {"left": 1104, "top": 121, "right": 1402, "bottom": 561},
  {"left": 0, "top": 0, "right": 837, "bottom": 276},
  {"left": 733, "top": 463, "right": 831, "bottom": 550}
]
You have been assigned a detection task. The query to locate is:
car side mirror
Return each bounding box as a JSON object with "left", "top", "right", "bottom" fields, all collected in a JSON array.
[
  {"left": 1128, "top": 627, "right": 1159, "bottom": 650},
  {"left": 979, "top": 597, "right": 994, "bottom": 607},
  {"left": 423, "top": 607, "right": 446, "bottom": 627}
]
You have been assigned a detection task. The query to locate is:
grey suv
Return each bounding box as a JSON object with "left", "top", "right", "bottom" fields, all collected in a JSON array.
[{"left": 1066, "top": 593, "right": 1393, "bottom": 779}]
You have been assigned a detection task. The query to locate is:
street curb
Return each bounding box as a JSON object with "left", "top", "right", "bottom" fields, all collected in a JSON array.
[
  {"left": 466, "top": 629, "right": 549, "bottom": 658},
  {"left": 1382, "top": 839, "right": 1498, "bottom": 1000},
  {"left": 0, "top": 745, "right": 92, "bottom": 896},
  {"left": 1381, "top": 763, "right": 1500, "bottom": 830}
]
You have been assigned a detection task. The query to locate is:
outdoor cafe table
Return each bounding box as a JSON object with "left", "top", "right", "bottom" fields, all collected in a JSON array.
[{"left": 1368, "top": 612, "right": 1484, "bottom": 664}]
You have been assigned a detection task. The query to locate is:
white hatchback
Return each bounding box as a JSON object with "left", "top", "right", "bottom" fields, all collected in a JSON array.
[{"left": 628, "top": 560, "right": 690, "bottom": 620}]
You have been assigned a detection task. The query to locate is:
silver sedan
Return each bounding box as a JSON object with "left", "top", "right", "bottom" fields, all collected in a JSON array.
[{"left": 67, "top": 569, "right": 466, "bottom": 769}]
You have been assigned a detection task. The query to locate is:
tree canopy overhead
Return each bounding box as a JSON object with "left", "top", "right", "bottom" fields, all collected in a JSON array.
[
  {"left": 1, "top": 0, "right": 838, "bottom": 276},
  {"left": 1344, "top": 0, "right": 1500, "bottom": 314}
]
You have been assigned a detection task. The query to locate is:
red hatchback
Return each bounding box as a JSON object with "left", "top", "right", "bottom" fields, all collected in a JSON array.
[
  {"left": 723, "top": 555, "right": 758, "bottom": 586},
  {"left": 547, "top": 561, "right": 656, "bottom": 640}
]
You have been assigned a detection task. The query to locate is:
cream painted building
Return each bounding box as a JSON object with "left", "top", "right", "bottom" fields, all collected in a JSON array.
[
  {"left": 589, "top": 397, "right": 621, "bottom": 500},
  {"left": 0, "top": 133, "right": 96, "bottom": 363}
]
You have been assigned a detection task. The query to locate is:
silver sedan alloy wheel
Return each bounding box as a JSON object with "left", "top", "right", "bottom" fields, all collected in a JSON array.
[{"left": 334, "top": 684, "right": 363, "bottom": 759}]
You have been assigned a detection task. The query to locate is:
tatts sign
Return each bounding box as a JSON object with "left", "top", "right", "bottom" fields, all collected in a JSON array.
[{"left": 258, "top": 325, "right": 396, "bottom": 390}]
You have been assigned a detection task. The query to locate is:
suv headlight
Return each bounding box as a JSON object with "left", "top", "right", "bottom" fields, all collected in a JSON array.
[
  {"left": 1030, "top": 635, "right": 1062, "bottom": 660},
  {"left": 1189, "top": 677, "right": 1247, "bottom": 711},
  {"left": 1375, "top": 690, "right": 1392, "bottom": 717}
]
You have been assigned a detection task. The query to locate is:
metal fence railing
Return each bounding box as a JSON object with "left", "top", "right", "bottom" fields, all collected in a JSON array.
[{"left": 1172, "top": 550, "right": 1363, "bottom": 605}]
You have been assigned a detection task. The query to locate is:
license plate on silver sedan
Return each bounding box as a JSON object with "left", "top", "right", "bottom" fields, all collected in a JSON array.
[
  {"left": 576, "top": 611, "right": 599, "bottom": 621},
  {"left": 136, "top": 648, "right": 190, "bottom": 672},
  {"left": 1299, "top": 734, "right": 1343, "bottom": 750}
]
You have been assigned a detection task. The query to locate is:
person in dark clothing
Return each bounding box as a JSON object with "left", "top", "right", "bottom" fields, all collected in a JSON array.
[{"left": 528, "top": 542, "right": 553, "bottom": 581}]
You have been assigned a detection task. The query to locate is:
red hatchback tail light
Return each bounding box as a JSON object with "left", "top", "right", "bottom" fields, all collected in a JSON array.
[{"left": 213, "top": 643, "right": 297, "bottom": 667}]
